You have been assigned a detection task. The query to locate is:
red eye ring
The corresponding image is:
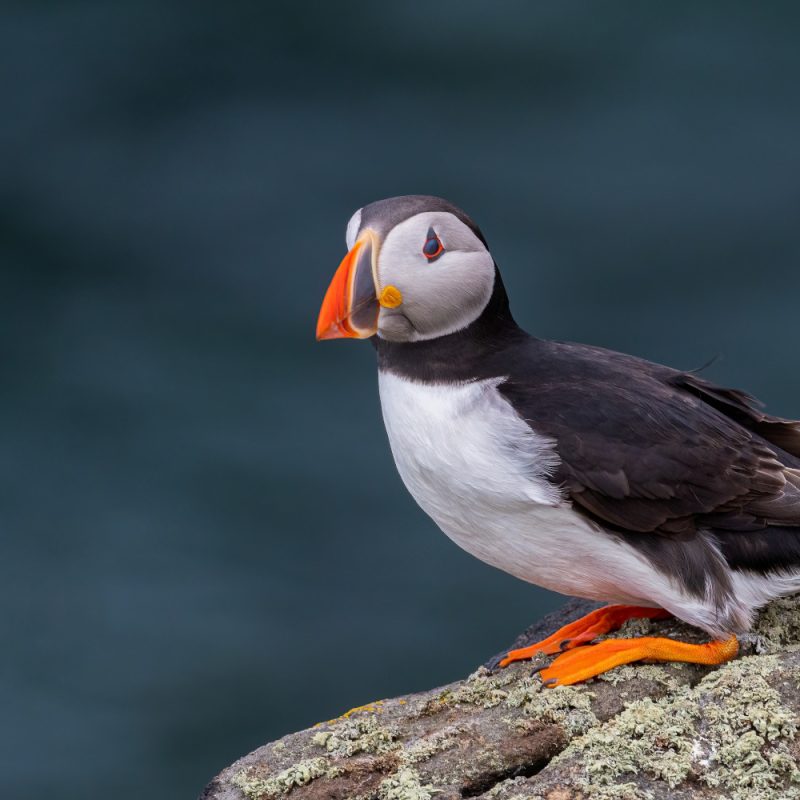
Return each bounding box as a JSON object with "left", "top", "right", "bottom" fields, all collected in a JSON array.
[{"left": 423, "top": 227, "right": 444, "bottom": 261}]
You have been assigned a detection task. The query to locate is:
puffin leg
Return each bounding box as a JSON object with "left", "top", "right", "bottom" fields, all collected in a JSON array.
[
  {"left": 539, "top": 634, "right": 739, "bottom": 687},
  {"left": 498, "top": 605, "right": 672, "bottom": 667}
]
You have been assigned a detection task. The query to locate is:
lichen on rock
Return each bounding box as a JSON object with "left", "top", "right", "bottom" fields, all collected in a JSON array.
[
  {"left": 752, "top": 596, "right": 800, "bottom": 651},
  {"left": 311, "top": 714, "right": 399, "bottom": 757},
  {"left": 425, "top": 665, "right": 518, "bottom": 711},
  {"left": 231, "top": 757, "right": 336, "bottom": 799},
  {"left": 203, "top": 595, "right": 800, "bottom": 800},
  {"left": 555, "top": 651, "right": 800, "bottom": 799},
  {"left": 377, "top": 767, "right": 438, "bottom": 800},
  {"left": 505, "top": 677, "right": 597, "bottom": 736}
]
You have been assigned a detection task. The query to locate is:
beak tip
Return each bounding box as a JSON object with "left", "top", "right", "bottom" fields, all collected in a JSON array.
[{"left": 315, "top": 320, "right": 345, "bottom": 340}]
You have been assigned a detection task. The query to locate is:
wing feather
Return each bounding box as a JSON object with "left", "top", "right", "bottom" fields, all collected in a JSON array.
[{"left": 499, "top": 341, "right": 800, "bottom": 536}]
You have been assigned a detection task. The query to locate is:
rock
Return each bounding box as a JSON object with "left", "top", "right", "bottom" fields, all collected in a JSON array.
[{"left": 200, "top": 596, "right": 800, "bottom": 800}]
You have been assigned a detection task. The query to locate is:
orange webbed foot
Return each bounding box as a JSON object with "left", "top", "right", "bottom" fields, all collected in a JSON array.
[
  {"left": 539, "top": 634, "right": 739, "bottom": 687},
  {"left": 498, "top": 605, "right": 672, "bottom": 667}
]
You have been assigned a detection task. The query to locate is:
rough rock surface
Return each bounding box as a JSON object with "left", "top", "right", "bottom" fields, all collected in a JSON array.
[{"left": 201, "top": 596, "right": 800, "bottom": 800}]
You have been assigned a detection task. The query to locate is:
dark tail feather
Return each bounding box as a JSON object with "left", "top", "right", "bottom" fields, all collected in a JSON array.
[{"left": 716, "top": 525, "right": 800, "bottom": 573}]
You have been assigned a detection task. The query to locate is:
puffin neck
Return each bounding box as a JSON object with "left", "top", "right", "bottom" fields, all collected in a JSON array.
[{"left": 374, "top": 266, "right": 529, "bottom": 384}]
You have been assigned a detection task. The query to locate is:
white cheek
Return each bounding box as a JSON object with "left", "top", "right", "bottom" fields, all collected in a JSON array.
[
  {"left": 398, "top": 253, "right": 495, "bottom": 340},
  {"left": 376, "top": 211, "right": 495, "bottom": 341}
]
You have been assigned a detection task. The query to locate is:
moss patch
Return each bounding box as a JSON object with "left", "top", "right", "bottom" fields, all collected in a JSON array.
[
  {"left": 427, "top": 666, "right": 519, "bottom": 711},
  {"left": 557, "top": 653, "right": 800, "bottom": 799},
  {"left": 753, "top": 597, "right": 800, "bottom": 652},
  {"left": 506, "top": 677, "right": 597, "bottom": 736},
  {"left": 312, "top": 714, "right": 399, "bottom": 757},
  {"left": 232, "top": 757, "right": 338, "bottom": 799},
  {"left": 377, "top": 767, "right": 438, "bottom": 800},
  {"left": 595, "top": 661, "right": 689, "bottom": 691},
  {"left": 402, "top": 725, "right": 462, "bottom": 765}
]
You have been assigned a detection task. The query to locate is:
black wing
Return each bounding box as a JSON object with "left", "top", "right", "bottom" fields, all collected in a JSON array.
[{"left": 499, "top": 340, "right": 800, "bottom": 538}]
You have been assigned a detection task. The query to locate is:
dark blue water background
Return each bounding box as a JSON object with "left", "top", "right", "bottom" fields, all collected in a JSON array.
[{"left": 2, "top": 3, "right": 800, "bottom": 798}]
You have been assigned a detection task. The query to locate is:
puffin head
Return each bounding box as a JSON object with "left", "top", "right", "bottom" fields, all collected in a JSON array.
[{"left": 316, "top": 195, "right": 497, "bottom": 343}]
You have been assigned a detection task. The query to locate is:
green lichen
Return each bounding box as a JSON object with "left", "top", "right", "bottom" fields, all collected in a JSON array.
[
  {"left": 479, "top": 776, "right": 529, "bottom": 798},
  {"left": 232, "top": 757, "right": 338, "bottom": 799},
  {"left": 568, "top": 783, "right": 646, "bottom": 800},
  {"left": 312, "top": 714, "right": 399, "bottom": 757},
  {"left": 506, "top": 676, "right": 597, "bottom": 736},
  {"left": 377, "top": 767, "right": 438, "bottom": 800},
  {"left": 610, "top": 616, "right": 661, "bottom": 639},
  {"left": 310, "top": 730, "right": 332, "bottom": 748},
  {"left": 401, "top": 726, "right": 461, "bottom": 764},
  {"left": 691, "top": 655, "right": 799, "bottom": 795},
  {"left": 431, "top": 667, "right": 518, "bottom": 710},
  {"left": 582, "top": 695, "right": 696, "bottom": 787},
  {"left": 482, "top": 782, "right": 647, "bottom": 800},
  {"left": 556, "top": 653, "right": 800, "bottom": 800},
  {"left": 753, "top": 597, "right": 800, "bottom": 652},
  {"left": 596, "top": 660, "right": 689, "bottom": 690},
  {"left": 478, "top": 775, "right": 551, "bottom": 800}
]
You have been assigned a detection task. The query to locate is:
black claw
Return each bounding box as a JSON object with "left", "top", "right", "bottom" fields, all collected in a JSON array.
[
  {"left": 542, "top": 678, "right": 558, "bottom": 687},
  {"left": 483, "top": 652, "right": 508, "bottom": 672},
  {"left": 531, "top": 664, "right": 547, "bottom": 675},
  {"left": 559, "top": 638, "right": 573, "bottom": 651}
]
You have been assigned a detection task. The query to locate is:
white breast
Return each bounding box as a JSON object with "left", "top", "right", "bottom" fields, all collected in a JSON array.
[
  {"left": 377, "top": 371, "right": 668, "bottom": 606},
  {"left": 378, "top": 371, "right": 560, "bottom": 511}
]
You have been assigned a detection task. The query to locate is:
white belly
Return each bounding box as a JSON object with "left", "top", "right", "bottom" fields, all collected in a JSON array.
[{"left": 377, "top": 371, "right": 658, "bottom": 603}]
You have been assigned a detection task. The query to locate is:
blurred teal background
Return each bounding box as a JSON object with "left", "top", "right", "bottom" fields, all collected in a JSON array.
[{"left": 3, "top": 2, "right": 800, "bottom": 798}]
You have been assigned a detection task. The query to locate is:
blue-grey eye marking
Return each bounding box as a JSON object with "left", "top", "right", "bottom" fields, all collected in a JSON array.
[{"left": 423, "top": 227, "right": 444, "bottom": 261}]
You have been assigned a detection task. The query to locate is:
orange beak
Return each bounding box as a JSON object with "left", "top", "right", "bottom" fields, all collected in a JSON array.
[{"left": 316, "top": 230, "right": 380, "bottom": 340}]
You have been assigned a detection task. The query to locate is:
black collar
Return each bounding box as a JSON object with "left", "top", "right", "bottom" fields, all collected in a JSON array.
[{"left": 374, "top": 266, "right": 530, "bottom": 383}]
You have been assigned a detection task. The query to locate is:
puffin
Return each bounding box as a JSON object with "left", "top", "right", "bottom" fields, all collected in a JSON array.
[{"left": 315, "top": 194, "right": 800, "bottom": 686}]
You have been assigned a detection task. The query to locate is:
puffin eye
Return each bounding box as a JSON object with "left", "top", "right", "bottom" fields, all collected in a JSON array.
[{"left": 422, "top": 227, "right": 444, "bottom": 261}]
